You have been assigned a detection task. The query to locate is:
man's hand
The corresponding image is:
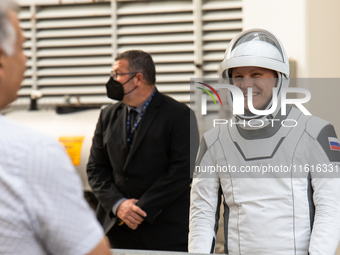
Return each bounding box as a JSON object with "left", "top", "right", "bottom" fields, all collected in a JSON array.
[{"left": 116, "top": 199, "right": 147, "bottom": 230}]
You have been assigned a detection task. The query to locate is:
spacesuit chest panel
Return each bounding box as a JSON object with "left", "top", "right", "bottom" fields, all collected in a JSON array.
[
  {"left": 228, "top": 107, "right": 304, "bottom": 160},
  {"left": 214, "top": 107, "right": 312, "bottom": 179}
]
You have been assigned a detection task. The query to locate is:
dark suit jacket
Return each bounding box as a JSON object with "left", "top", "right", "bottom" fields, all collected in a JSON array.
[{"left": 87, "top": 89, "right": 199, "bottom": 249}]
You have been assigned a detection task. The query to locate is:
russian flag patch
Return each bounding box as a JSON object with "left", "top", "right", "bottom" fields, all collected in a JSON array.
[{"left": 328, "top": 137, "right": 340, "bottom": 151}]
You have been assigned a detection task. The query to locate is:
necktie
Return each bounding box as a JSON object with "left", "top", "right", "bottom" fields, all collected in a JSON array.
[
  {"left": 130, "top": 109, "right": 137, "bottom": 132},
  {"left": 127, "top": 109, "right": 138, "bottom": 148}
]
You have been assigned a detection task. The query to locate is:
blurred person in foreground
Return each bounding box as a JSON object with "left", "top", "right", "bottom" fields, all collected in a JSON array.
[
  {"left": 87, "top": 50, "right": 199, "bottom": 251},
  {"left": 0, "top": 1, "right": 111, "bottom": 254},
  {"left": 189, "top": 28, "right": 340, "bottom": 254}
]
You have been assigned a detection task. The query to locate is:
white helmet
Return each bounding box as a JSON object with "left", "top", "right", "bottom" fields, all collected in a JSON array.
[{"left": 220, "top": 28, "right": 290, "bottom": 129}]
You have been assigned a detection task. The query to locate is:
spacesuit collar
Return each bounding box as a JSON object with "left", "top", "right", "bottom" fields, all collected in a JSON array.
[{"left": 236, "top": 105, "right": 292, "bottom": 140}]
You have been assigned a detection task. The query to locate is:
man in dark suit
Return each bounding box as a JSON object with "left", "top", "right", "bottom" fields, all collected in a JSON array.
[{"left": 87, "top": 50, "right": 199, "bottom": 251}]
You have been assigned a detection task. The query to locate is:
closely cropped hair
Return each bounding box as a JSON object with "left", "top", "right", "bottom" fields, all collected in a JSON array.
[
  {"left": 0, "top": 0, "right": 18, "bottom": 56},
  {"left": 115, "top": 50, "right": 156, "bottom": 85}
]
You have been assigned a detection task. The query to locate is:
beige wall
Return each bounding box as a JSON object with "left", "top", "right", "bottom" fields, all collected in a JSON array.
[
  {"left": 243, "top": 0, "right": 307, "bottom": 77},
  {"left": 306, "top": 0, "right": 340, "bottom": 135},
  {"left": 243, "top": 0, "right": 340, "bottom": 78},
  {"left": 305, "top": 0, "right": 340, "bottom": 135},
  {"left": 243, "top": 0, "right": 340, "bottom": 135},
  {"left": 307, "top": 0, "right": 340, "bottom": 78}
]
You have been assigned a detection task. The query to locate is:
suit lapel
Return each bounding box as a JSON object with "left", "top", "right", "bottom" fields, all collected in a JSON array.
[
  {"left": 110, "top": 104, "right": 129, "bottom": 167},
  {"left": 123, "top": 90, "right": 162, "bottom": 169},
  {"left": 121, "top": 105, "right": 128, "bottom": 150}
]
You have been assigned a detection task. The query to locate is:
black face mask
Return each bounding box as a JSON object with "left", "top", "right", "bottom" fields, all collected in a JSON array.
[{"left": 105, "top": 75, "right": 137, "bottom": 101}]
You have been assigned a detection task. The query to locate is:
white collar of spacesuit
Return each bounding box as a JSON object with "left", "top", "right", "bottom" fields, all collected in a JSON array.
[{"left": 235, "top": 105, "right": 292, "bottom": 138}]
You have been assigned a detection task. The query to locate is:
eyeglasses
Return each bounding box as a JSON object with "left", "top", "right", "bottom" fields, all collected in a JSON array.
[{"left": 110, "top": 71, "right": 137, "bottom": 80}]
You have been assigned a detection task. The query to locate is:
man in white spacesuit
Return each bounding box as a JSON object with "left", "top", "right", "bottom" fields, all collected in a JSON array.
[{"left": 189, "top": 29, "right": 340, "bottom": 255}]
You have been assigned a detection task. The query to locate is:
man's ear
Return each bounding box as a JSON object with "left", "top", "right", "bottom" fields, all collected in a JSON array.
[{"left": 135, "top": 73, "right": 144, "bottom": 85}]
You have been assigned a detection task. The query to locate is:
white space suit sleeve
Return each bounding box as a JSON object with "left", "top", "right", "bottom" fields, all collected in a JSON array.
[
  {"left": 308, "top": 124, "right": 340, "bottom": 255},
  {"left": 189, "top": 136, "right": 221, "bottom": 254}
]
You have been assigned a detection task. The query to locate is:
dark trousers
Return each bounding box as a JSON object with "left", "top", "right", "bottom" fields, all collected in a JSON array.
[
  {"left": 107, "top": 223, "right": 147, "bottom": 250},
  {"left": 106, "top": 223, "right": 188, "bottom": 252}
]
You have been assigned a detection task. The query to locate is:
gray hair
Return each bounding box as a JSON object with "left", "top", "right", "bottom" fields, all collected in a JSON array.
[
  {"left": 115, "top": 50, "right": 156, "bottom": 85},
  {"left": 0, "top": 0, "right": 18, "bottom": 56}
]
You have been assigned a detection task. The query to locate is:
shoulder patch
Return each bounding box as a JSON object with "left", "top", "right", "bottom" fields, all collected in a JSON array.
[
  {"left": 328, "top": 137, "right": 340, "bottom": 151},
  {"left": 317, "top": 125, "right": 340, "bottom": 162}
]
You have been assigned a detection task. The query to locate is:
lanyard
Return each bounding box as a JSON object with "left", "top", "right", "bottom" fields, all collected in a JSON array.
[{"left": 126, "top": 92, "right": 155, "bottom": 144}]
